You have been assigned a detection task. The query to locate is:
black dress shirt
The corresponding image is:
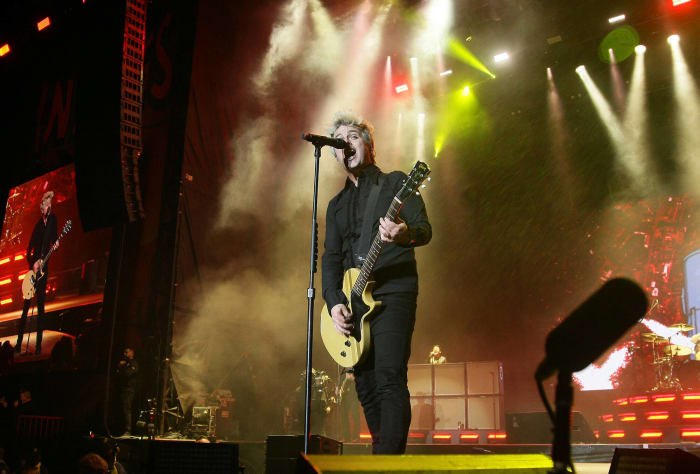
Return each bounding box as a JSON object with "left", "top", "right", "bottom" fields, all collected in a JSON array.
[
  {"left": 322, "top": 164, "right": 431, "bottom": 309},
  {"left": 26, "top": 214, "right": 58, "bottom": 271}
]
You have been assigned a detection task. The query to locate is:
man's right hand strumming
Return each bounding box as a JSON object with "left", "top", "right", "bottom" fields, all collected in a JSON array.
[
  {"left": 330, "top": 303, "right": 353, "bottom": 336},
  {"left": 32, "top": 259, "right": 41, "bottom": 274}
]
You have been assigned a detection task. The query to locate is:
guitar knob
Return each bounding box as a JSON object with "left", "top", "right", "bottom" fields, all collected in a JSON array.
[
  {"left": 340, "top": 351, "right": 347, "bottom": 357},
  {"left": 345, "top": 340, "right": 351, "bottom": 347}
]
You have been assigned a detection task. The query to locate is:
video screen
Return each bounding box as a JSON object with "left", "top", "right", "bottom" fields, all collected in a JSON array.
[{"left": 0, "top": 163, "right": 111, "bottom": 364}]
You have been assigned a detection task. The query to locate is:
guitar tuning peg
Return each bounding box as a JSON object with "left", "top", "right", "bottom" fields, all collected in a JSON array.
[
  {"left": 427, "top": 177, "right": 431, "bottom": 182},
  {"left": 421, "top": 184, "right": 427, "bottom": 188},
  {"left": 415, "top": 191, "right": 420, "bottom": 196}
]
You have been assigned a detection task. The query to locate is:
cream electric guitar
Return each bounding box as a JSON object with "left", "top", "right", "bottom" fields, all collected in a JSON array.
[
  {"left": 22, "top": 220, "right": 72, "bottom": 300},
  {"left": 320, "top": 162, "right": 431, "bottom": 368}
]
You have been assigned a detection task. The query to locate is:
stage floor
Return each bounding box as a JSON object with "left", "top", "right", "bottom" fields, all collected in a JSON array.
[{"left": 113, "top": 437, "right": 700, "bottom": 474}]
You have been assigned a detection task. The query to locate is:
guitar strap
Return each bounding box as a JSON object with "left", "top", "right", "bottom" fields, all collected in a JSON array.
[{"left": 357, "top": 173, "right": 385, "bottom": 262}]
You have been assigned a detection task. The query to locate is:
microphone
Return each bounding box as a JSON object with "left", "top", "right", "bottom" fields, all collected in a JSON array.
[
  {"left": 302, "top": 133, "right": 354, "bottom": 155},
  {"left": 536, "top": 278, "right": 648, "bottom": 381}
]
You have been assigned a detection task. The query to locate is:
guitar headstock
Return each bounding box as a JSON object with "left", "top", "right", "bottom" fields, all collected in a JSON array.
[
  {"left": 62, "top": 220, "right": 72, "bottom": 236},
  {"left": 397, "top": 161, "right": 431, "bottom": 202}
]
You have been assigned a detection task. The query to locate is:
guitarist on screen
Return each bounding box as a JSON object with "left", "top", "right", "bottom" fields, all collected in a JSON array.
[
  {"left": 14, "top": 191, "right": 58, "bottom": 355},
  {"left": 321, "top": 112, "right": 431, "bottom": 454}
]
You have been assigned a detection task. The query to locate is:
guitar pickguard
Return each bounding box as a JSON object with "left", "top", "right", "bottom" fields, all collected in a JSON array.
[{"left": 349, "top": 291, "right": 370, "bottom": 342}]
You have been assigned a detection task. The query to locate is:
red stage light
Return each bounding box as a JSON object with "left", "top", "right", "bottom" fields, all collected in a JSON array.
[
  {"left": 593, "top": 430, "right": 599, "bottom": 439},
  {"left": 0, "top": 258, "right": 9, "bottom": 265},
  {"left": 601, "top": 414, "right": 614, "bottom": 422},
  {"left": 37, "top": 17, "right": 51, "bottom": 31},
  {"left": 0, "top": 298, "right": 12, "bottom": 305},
  {"left": 683, "top": 393, "right": 700, "bottom": 401},
  {"left": 14, "top": 254, "right": 24, "bottom": 261},
  {"left": 613, "top": 398, "right": 628, "bottom": 406},
  {"left": 0, "top": 44, "right": 9, "bottom": 57},
  {"left": 0, "top": 278, "right": 11, "bottom": 286},
  {"left": 607, "top": 430, "right": 625, "bottom": 439},
  {"left": 619, "top": 413, "right": 637, "bottom": 422},
  {"left": 646, "top": 411, "right": 670, "bottom": 421},
  {"left": 487, "top": 433, "right": 507, "bottom": 440},
  {"left": 408, "top": 432, "right": 425, "bottom": 439},
  {"left": 681, "top": 411, "right": 700, "bottom": 419},
  {"left": 630, "top": 396, "right": 649, "bottom": 404},
  {"left": 18, "top": 272, "right": 27, "bottom": 281},
  {"left": 459, "top": 433, "right": 479, "bottom": 441},
  {"left": 681, "top": 429, "right": 700, "bottom": 438},
  {"left": 640, "top": 430, "right": 663, "bottom": 439},
  {"left": 432, "top": 433, "right": 452, "bottom": 441},
  {"left": 652, "top": 394, "right": 676, "bottom": 402},
  {"left": 359, "top": 433, "right": 372, "bottom": 440}
]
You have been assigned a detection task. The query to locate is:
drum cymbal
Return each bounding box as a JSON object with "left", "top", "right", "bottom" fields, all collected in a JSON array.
[
  {"left": 670, "top": 323, "right": 695, "bottom": 332},
  {"left": 642, "top": 333, "right": 665, "bottom": 342},
  {"left": 664, "top": 344, "right": 693, "bottom": 357}
]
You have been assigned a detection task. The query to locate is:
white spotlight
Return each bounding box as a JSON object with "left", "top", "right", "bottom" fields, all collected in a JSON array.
[
  {"left": 668, "top": 34, "right": 680, "bottom": 45},
  {"left": 494, "top": 52, "right": 509, "bottom": 63},
  {"left": 608, "top": 14, "right": 626, "bottom": 24},
  {"left": 439, "top": 69, "right": 452, "bottom": 77},
  {"left": 395, "top": 84, "right": 408, "bottom": 93},
  {"left": 575, "top": 65, "right": 586, "bottom": 74},
  {"left": 547, "top": 67, "right": 553, "bottom": 80},
  {"left": 635, "top": 44, "right": 647, "bottom": 54}
]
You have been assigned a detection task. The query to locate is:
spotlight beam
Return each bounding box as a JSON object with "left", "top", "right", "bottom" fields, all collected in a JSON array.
[
  {"left": 669, "top": 37, "right": 700, "bottom": 194},
  {"left": 448, "top": 38, "right": 495, "bottom": 79}
]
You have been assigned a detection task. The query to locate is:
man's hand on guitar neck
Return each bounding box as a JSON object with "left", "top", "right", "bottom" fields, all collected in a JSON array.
[
  {"left": 379, "top": 217, "right": 409, "bottom": 245},
  {"left": 32, "top": 259, "right": 42, "bottom": 273},
  {"left": 331, "top": 304, "right": 353, "bottom": 336}
]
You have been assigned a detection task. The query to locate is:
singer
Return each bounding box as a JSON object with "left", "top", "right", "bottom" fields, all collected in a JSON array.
[{"left": 321, "top": 111, "right": 431, "bottom": 453}]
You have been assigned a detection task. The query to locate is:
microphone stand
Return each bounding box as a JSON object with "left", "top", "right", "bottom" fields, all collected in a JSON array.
[
  {"left": 550, "top": 371, "right": 574, "bottom": 474},
  {"left": 303, "top": 143, "right": 323, "bottom": 455}
]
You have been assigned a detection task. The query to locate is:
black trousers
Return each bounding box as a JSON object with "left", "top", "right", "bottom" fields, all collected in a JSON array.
[
  {"left": 354, "top": 292, "right": 416, "bottom": 454},
  {"left": 15, "top": 277, "right": 47, "bottom": 352},
  {"left": 122, "top": 389, "right": 135, "bottom": 432}
]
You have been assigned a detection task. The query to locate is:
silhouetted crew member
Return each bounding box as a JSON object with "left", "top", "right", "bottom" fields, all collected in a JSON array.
[{"left": 116, "top": 347, "right": 139, "bottom": 435}]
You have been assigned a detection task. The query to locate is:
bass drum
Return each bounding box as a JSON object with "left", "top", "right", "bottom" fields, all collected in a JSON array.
[{"left": 678, "top": 359, "right": 700, "bottom": 390}]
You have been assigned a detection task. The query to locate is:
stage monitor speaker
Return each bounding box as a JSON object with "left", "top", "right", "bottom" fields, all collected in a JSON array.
[
  {"left": 434, "top": 396, "right": 465, "bottom": 430},
  {"left": 410, "top": 397, "right": 434, "bottom": 430},
  {"left": 506, "top": 411, "right": 595, "bottom": 444},
  {"left": 297, "top": 453, "right": 552, "bottom": 473},
  {"left": 434, "top": 363, "right": 466, "bottom": 395},
  {"left": 266, "top": 434, "right": 341, "bottom": 474},
  {"left": 147, "top": 440, "right": 238, "bottom": 474},
  {"left": 609, "top": 448, "right": 700, "bottom": 474},
  {"left": 407, "top": 364, "right": 432, "bottom": 396},
  {"left": 467, "top": 361, "right": 503, "bottom": 395},
  {"left": 467, "top": 395, "right": 502, "bottom": 430}
]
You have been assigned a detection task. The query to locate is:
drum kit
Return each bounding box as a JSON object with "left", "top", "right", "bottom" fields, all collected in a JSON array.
[{"left": 641, "top": 323, "right": 700, "bottom": 391}]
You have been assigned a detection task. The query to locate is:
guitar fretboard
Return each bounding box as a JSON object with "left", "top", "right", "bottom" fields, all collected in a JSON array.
[{"left": 351, "top": 197, "right": 403, "bottom": 297}]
